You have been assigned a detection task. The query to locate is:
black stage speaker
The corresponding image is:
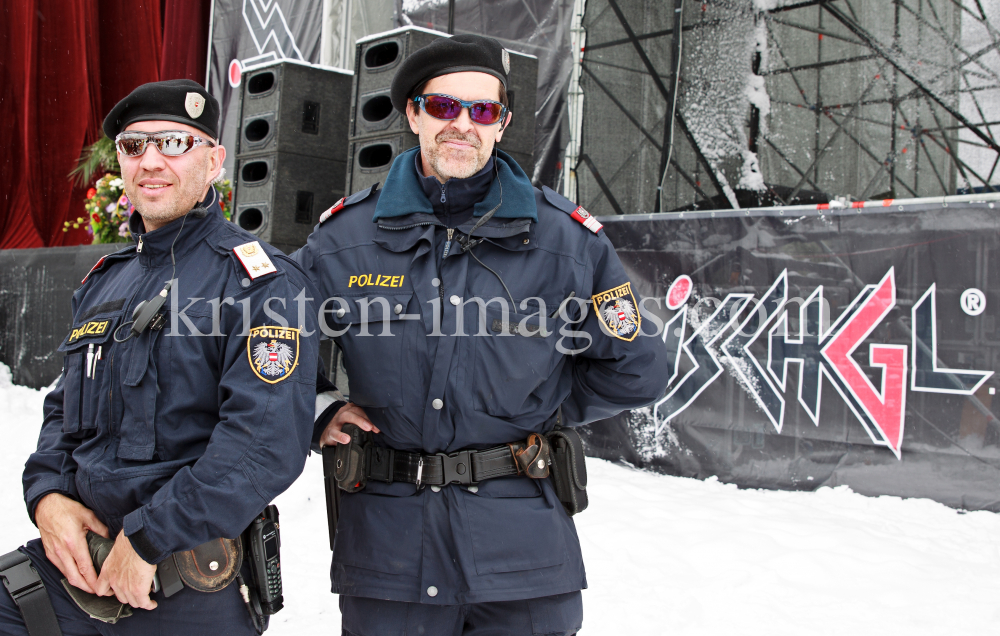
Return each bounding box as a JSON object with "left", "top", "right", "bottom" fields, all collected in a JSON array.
[
  {"left": 237, "top": 61, "right": 353, "bottom": 156},
  {"left": 346, "top": 27, "right": 538, "bottom": 193},
  {"left": 234, "top": 153, "right": 346, "bottom": 255},
  {"left": 234, "top": 61, "right": 352, "bottom": 253}
]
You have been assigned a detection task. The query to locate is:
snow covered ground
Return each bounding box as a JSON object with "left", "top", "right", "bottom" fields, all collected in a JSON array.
[{"left": 3, "top": 364, "right": 1000, "bottom": 635}]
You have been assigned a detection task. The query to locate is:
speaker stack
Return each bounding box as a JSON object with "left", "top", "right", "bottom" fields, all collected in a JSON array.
[
  {"left": 232, "top": 61, "right": 353, "bottom": 254},
  {"left": 346, "top": 27, "right": 539, "bottom": 194}
]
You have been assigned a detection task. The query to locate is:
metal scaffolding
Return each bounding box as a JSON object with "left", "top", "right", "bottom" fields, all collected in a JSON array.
[{"left": 569, "top": 0, "right": 1000, "bottom": 214}]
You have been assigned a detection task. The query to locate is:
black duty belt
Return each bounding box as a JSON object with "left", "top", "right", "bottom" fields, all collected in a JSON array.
[
  {"left": 0, "top": 550, "right": 63, "bottom": 636},
  {"left": 321, "top": 425, "right": 586, "bottom": 551},
  {"left": 365, "top": 445, "right": 521, "bottom": 487}
]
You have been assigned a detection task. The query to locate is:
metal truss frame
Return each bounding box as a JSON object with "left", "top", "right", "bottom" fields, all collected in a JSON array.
[{"left": 571, "top": 0, "right": 1000, "bottom": 213}]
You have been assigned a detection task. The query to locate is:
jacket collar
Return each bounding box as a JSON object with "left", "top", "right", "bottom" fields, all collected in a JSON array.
[
  {"left": 128, "top": 187, "right": 224, "bottom": 269},
  {"left": 373, "top": 147, "right": 537, "bottom": 222}
]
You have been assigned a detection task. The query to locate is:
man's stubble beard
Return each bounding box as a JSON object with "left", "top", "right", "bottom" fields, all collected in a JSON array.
[
  {"left": 126, "top": 154, "right": 211, "bottom": 228},
  {"left": 425, "top": 129, "right": 488, "bottom": 180}
]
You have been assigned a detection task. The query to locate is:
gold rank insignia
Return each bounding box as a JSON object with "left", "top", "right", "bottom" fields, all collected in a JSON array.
[
  {"left": 233, "top": 241, "right": 277, "bottom": 280},
  {"left": 247, "top": 326, "right": 300, "bottom": 383},
  {"left": 592, "top": 282, "right": 641, "bottom": 342}
]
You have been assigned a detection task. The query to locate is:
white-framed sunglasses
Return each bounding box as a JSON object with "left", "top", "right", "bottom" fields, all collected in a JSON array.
[{"left": 115, "top": 130, "right": 216, "bottom": 157}]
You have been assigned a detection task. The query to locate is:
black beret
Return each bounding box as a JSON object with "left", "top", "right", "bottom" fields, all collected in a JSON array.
[
  {"left": 103, "top": 79, "right": 220, "bottom": 140},
  {"left": 390, "top": 34, "right": 511, "bottom": 114}
]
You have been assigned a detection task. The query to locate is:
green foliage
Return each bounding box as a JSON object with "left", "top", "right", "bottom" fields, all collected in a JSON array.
[{"left": 69, "top": 137, "right": 121, "bottom": 188}]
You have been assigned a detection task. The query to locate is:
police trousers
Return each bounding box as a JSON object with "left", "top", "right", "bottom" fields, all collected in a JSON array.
[
  {"left": 340, "top": 591, "right": 583, "bottom": 636},
  {"left": 0, "top": 539, "right": 255, "bottom": 636}
]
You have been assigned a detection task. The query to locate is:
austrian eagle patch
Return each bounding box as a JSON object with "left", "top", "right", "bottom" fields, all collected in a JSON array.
[
  {"left": 247, "top": 326, "right": 300, "bottom": 383},
  {"left": 592, "top": 282, "right": 641, "bottom": 342}
]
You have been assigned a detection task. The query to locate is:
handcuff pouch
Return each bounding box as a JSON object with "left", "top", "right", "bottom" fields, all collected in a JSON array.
[{"left": 547, "top": 427, "right": 589, "bottom": 516}]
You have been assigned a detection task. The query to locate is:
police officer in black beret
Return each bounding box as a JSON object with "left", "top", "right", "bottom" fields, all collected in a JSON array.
[
  {"left": 1, "top": 79, "right": 318, "bottom": 635},
  {"left": 294, "top": 35, "right": 671, "bottom": 635}
]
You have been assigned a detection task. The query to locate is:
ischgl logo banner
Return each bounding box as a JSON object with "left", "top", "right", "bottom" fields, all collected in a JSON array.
[{"left": 654, "top": 269, "right": 994, "bottom": 458}]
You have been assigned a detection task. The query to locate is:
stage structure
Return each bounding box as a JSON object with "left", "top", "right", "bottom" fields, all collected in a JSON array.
[
  {"left": 210, "top": 0, "right": 575, "bottom": 190},
  {"left": 567, "top": 0, "right": 1000, "bottom": 214}
]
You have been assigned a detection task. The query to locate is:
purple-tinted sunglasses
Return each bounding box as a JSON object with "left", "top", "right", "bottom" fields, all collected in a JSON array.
[{"left": 413, "top": 94, "right": 508, "bottom": 126}]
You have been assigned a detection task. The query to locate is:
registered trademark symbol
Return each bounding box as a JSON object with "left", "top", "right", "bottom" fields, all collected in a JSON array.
[{"left": 960, "top": 288, "right": 986, "bottom": 316}]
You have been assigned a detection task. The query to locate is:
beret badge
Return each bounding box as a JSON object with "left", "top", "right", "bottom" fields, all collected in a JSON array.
[
  {"left": 185, "top": 92, "right": 205, "bottom": 119},
  {"left": 502, "top": 49, "right": 510, "bottom": 74}
]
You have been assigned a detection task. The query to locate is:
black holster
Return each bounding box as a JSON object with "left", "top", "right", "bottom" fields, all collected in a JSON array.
[
  {"left": 321, "top": 445, "right": 341, "bottom": 551},
  {"left": 322, "top": 423, "right": 369, "bottom": 550},
  {"left": 547, "top": 427, "right": 589, "bottom": 516}
]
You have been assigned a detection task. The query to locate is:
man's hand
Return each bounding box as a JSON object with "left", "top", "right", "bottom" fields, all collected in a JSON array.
[
  {"left": 94, "top": 530, "right": 157, "bottom": 610},
  {"left": 320, "top": 402, "right": 379, "bottom": 446},
  {"left": 35, "top": 493, "right": 109, "bottom": 594}
]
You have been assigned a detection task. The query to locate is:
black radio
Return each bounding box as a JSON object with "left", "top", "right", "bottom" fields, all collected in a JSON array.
[{"left": 244, "top": 505, "right": 284, "bottom": 616}]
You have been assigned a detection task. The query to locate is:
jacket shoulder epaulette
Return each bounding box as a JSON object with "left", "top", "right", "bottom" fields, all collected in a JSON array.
[
  {"left": 212, "top": 225, "right": 283, "bottom": 282},
  {"left": 319, "top": 183, "right": 380, "bottom": 225},
  {"left": 541, "top": 186, "right": 604, "bottom": 235},
  {"left": 80, "top": 245, "right": 136, "bottom": 284}
]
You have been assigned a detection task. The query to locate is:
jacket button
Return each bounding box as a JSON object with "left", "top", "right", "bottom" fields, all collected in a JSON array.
[
  {"left": 336, "top": 308, "right": 346, "bottom": 318},
  {"left": 432, "top": 398, "right": 443, "bottom": 410},
  {"left": 394, "top": 303, "right": 403, "bottom": 314},
  {"left": 450, "top": 295, "right": 461, "bottom": 306},
  {"left": 426, "top": 586, "right": 438, "bottom": 597},
  {"left": 431, "top": 485, "right": 441, "bottom": 492}
]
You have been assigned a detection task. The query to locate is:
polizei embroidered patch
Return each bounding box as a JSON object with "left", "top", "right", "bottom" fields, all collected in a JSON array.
[
  {"left": 592, "top": 282, "right": 640, "bottom": 341},
  {"left": 67, "top": 319, "right": 112, "bottom": 345},
  {"left": 247, "top": 326, "right": 300, "bottom": 383}
]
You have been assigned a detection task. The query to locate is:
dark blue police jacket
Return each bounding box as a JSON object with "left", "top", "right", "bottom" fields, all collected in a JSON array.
[
  {"left": 22, "top": 189, "right": 318, "bottom": 564},
  {"left": 293, "top": 148, "right": 670, "bottom": 604}
]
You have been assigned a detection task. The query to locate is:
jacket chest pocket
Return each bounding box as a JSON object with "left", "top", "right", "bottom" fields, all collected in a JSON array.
[
  {"left": 472, "top": 307, "right": 563, "bottom": 419},
  {"left": 57, "top": 313, "right": 120, "bottom": 435},
  {"left": 326, "top": 292, "right": 414, "bottom": 409},
  {"left": 117, "top": 326, "right": 169, "bottom": 461}
]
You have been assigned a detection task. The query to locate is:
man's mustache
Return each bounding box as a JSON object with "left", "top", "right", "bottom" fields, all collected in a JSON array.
[{"left": 435, "top": 130, "right": 481, "bottom": 148}]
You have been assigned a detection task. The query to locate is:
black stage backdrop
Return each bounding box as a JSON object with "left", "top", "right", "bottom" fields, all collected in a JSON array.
[
  {"left": 207, "top": 0, "right": 323, "bottom": 178},
  {"left": 586, "top": 200, "right": 1000, "bottom": 512}
]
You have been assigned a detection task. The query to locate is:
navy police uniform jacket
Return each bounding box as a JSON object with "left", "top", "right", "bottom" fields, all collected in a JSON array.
[
  {"left": 22, "top": 189, "right": 318, "bottom": 564},
  {"left": 293, "top": 148, "right": 670, "bottom": 604}
]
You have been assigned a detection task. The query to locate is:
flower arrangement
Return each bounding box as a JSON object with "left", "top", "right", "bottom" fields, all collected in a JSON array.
[
  {"left": 215, "top": 179, "right": 234, "bottom": 221},
  {"left": 69, "top": 139, "right": 235, "bottom": 244},
  {"left": 65, "top": 174, "right": 130, "bottom": 243}
]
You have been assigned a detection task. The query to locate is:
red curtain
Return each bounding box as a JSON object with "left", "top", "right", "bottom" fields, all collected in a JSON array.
[
  {"left": 161, "top": 0, "right": 211, "bottom": 83},
  {"left": 1, "top": 0, "right": 209, "bottom": 249}
]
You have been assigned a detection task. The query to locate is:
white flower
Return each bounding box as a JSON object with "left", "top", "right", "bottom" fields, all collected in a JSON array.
[{"left": 109, "top": 178, "right": 124, "bottom": 189}]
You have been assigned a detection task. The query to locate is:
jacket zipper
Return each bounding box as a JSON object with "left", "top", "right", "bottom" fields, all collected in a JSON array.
[
  {"left": 107, "top": 352, "right": 114, "bottom": 434},
  {"left": 377, "top": 221, "right": 437, "bottom": 231},
  {"left": 376, "top": 220, "right": 446, "bottom": 297},
  {"left": 440, "top": 183, "right": 447, "bottom": 203},
  {"left": 443, "top": 228, "right": 454, "bottom": 259}
]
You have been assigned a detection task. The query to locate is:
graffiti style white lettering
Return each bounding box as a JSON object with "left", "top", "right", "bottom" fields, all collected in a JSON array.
[{"left": 654, "top": 268, "right": 993, "bottom": 459}]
